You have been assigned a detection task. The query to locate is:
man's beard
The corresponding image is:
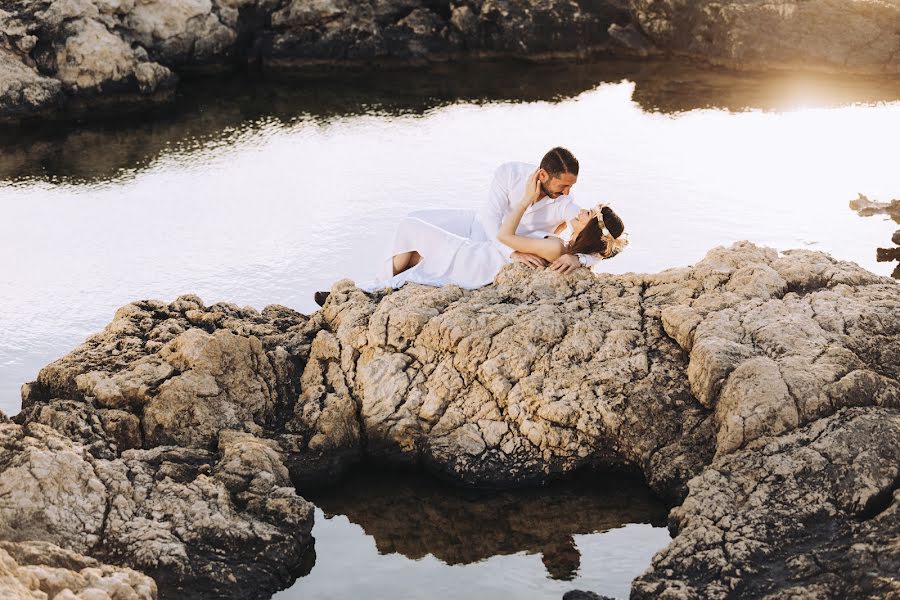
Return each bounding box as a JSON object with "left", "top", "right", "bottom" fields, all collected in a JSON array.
[{"left": 540, "top": 181, "right": 561, "bottom": 199}]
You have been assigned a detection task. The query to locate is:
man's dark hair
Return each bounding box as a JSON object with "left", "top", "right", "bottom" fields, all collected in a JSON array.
[{"left": 540, "top": 147, "right": 579, "bottom": 178}]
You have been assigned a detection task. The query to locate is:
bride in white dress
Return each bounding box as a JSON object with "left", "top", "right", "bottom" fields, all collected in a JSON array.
[{"left": 362, "top": 170, "right": 625, "bottom": 292}]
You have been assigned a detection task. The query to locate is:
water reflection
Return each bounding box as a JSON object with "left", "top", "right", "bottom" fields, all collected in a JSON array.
[
  {"left": 276, "top": 468, "right": 669, "bottom": 600},
  {"left": 850, "top": 194, "right": 900, "bottom": 278},
  {"left": 309, "top": 467, "right": 665, "bottom": 577},
  {"left": 5, "top": 59, "right": 900, "bottom": 182}
]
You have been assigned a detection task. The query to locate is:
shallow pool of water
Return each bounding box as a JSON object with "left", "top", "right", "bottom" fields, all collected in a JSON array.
[
  {"left": 2, "top": 59, "right": 899, "bottom": 417},
  {"left": 273, "top": 468, "right": 669, "bottom": 600}
]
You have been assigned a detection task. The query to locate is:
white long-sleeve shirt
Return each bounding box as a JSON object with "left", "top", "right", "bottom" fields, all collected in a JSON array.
[{"left": 476, "top": 161, "right": 599, "bottom": 267}]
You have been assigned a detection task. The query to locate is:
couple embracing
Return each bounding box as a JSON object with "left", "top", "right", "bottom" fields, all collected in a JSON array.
[{"left": 315, "top": 147, "right": 625, "bottom": 305}]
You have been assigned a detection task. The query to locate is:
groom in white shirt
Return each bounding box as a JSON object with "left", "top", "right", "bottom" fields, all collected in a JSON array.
[{"left": 478, "top": 147, "right": 599, "bottom": 274}]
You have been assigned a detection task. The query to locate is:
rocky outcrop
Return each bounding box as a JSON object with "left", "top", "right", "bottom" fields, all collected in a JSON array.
[
  {"left": 633, "top": 407, "right": 900, "bottom": 598},
  {"left": 0, "top": 0, "right": 179, "bottom": 118},
  {"left": 630, "top": 0, "right": 900, "bottom": 75},
  {"left": 0, "top": 540, "right": 156, "bottom": 600},
  {"left": 0, "top": 418, "right": 314, "bottom": 598},
  {"left": 292, "top": 243, "right": 898, "bottom": 497},
  {"left": 6, "top": 242, "right": 900, "bottom": 598}
]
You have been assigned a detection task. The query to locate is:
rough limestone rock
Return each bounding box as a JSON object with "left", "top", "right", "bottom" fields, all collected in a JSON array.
[
  {"left": 267, "top": 0, "right": 633, "bottom": 62},
  {"left": 24, "top": 296, "right": 320, "bottom": 450},
  {"left": 0, "top": 418, "right": 313, "bottom": 598},
  {"left": 9, "top": 242, "right": 900, "bottom": 598},
  {"left": 630, "top": 0, "right": 900, "bottom": 74},
  {"left": 0, "top": 540, "right": 156, "bottom": 600},
  {"left": 633, "top": 407, "right": 900, "bottom": 598},
  {"left": 0, "top": 46, "right": 62, "bottom": 116},
  {"left": 0, "top": 0, "right": 178, "bottom": 112},
  {"left": 292, "top": 243, "right": 897, "bottom": 498}
]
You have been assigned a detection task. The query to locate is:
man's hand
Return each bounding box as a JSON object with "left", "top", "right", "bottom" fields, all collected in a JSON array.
[
  {"left": 511, "top": 251, "right": 548, "bottom": 270},
  {"left": 549, "top": 254, "right": 580, "bottom": 274}
]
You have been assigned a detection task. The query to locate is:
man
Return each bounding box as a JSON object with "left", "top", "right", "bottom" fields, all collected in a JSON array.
[{"left": 478, "top": 146, "right": 599, "bottom": 274}]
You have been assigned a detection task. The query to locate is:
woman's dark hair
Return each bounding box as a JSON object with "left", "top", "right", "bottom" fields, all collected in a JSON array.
[
  {"left": 569, "top": 217, "right": 606, "bottom": 256},
  {"left": 568, "top": 206, "right": 625, "bottom": 256},
  {"left": 600, "top": 206, "right": 624, "bottom": 238},
  {"left": 540, "top": 147, "right": 579, "bottom": 178}
]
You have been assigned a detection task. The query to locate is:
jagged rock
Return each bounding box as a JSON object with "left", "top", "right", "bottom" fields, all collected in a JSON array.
[
  {"left": 303, "top": 271, "right": 714, "bottom": 496},
  {"left": 633, "top": 407, "right": 900, "bottom": 598},
  {"left": 11, "top": 242, "right": 900, "bottom": 597},
  {"left": 0, "top": 418, "right": 314, "bottom": 598},
  {"left": 630, "top": 0, "right": 900, "bottom": 74},
  {"left": 290, "top": 243, "right": 896, "bottom": 498},
  {"left": 0, "top": 0, "right": 178, "bottom": 103},
  {"left": 0, "top": 421, "right": 108, "bottom": 553},
  {"left": 23, "top": 295, "right": 320, "bottom": 450},
  {"left": 607, "top": 22, "right": 653, "bottom": 56},
  {"left": 450, "top": 0, "right": 631, "bottom": 55},
  {"left": 0, "top": 540, "right": 156, "bottom": 600},
  {"left": 0, "top": 46, "right": 62, "bottom": 116},
  {"left": 878, "top": 246, "right": 900, "bottom": 262}
]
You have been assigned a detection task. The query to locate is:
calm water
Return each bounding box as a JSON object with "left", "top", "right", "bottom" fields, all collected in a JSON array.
[
  {"left": 2, "top": 59, "right": 899, "bottom": 599},
  {"left": 275, "top": 468, "right": 669, "bottom": 600}
]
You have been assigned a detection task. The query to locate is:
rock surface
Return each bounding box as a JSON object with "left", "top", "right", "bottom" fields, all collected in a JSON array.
[
  {"left": 6, "top": 242, "right": 900, "bottom": 598},
  {"left": 1, "top": 417, "right": 314, "bottom": 598},
  {"left": 0, "top": 540, "right": 156, "bottom": 600},
  {"left": 634, "top": 407, "right": 900, "bottom": 598},
  {"left": 630, "top": 0, "right": 900, "bottom": 74}
]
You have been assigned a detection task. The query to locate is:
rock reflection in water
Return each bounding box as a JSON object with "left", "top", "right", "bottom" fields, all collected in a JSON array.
[
  {"left": 5, "top": 59, "right": 900, "bottom": 182},
  {"left": 850, "top": 194, "right": 900, "bottom": 279},
  {"left": 303, "top": 467, "right": 667, "bottom": 582}
]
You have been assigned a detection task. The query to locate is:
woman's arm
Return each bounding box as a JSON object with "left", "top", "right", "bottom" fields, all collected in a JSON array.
[{"left": 497, "top": 170, "right": 565, "bottom": 262}]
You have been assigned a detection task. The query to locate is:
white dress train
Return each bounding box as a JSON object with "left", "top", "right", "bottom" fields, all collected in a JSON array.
[{"left": 359, "top": 208, "right": 510, "bottom": 291}]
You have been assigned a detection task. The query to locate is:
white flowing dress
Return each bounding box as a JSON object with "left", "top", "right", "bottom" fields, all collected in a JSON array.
[{"left": 359, "top": 208, "right": 510, "bottom": 291}]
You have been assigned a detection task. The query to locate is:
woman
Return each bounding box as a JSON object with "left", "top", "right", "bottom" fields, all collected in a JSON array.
[{"left": 360, "top": 171, "right": 625, "bottom": 292}]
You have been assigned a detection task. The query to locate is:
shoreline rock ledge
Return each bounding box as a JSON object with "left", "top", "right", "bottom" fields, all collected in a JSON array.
[
  {"left": 2, "top": 242, "right": 899, "bottom": 599},
  {"left": 3, "top": 0, "right": 900, "bottom": 121}
]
